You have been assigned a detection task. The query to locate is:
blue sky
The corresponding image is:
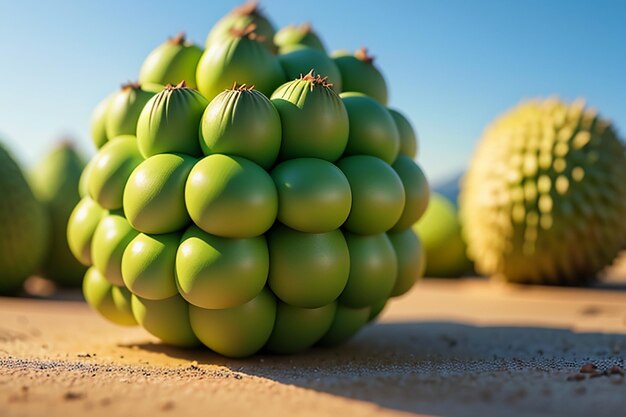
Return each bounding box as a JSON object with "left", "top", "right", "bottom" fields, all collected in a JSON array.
[{"left": 0, "top": 0, "right": 624, "bottom": 184}]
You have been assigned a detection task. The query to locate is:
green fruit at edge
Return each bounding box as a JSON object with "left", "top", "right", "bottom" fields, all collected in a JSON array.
[
  {"left": 90, "top": 94, "right": 113, "bottom": 149},
  {"left": 124, "top": 153, "right": 195, "bottom": 234},
  {"left": 196, "top": 28, "right": 285, "bottom": 102},
  {"left": 318, "top": 304, "right": 370, "bottom": 347},
  {"left": 390, "top": 155, "right": 430, "bottom": 231},
  {"left": 0, "top": 142, "right": 50, "bottom": 294},
  {"left": 189, "top": 288, "right": 277, "bottom": 358},
  {"left": 389, "top": 108, "right": 418, "bottom": 158},
  {"left": 185, "top": 155, "right": 277, "bottom": 238},
  {"left": 267, "top": 224, "right": 350, "bottom": 308},
  {"left": 388, "top": 228, "right": 425, "bottom": 297},
  {"left": 265, "top": 301, "right": 336, "bottom": 354},
  {"left": 105, "top": 83, "right": 156, "bottom": 138},
  {"left": 368, "top": 298, "right": 388, "bottom": 322},
  {"left": 92, "top": 213, "right": 138, "bottom": 286},
  {"left": 139, "top": 33, "right": 203, "bottom": 89},
  {"left": 200, "top": 86, "right": 281, "bottom": 169},
  {"left": 30, "top": 142, "right": 86, "bottom": 285},
  {"left": 67, "top": 196, "right": 105, "bottom": 267},
  {"left": 332, "top": 48, "right": 388, "bottom": 105},
  {"left": 277, "top": 47, "right": 342, "bottom": 92},
  {"left": 176, "top": 226, "right": 269, "bottom": 309},
  {"left": 136, "top": 83, "right": 207, "bottom": 158},
  {"left": 83, "top": 267, "right": 136, "bottom": 326},
  {"left": 274, "top": 23, "right": 326, "bottom": 53},
  {"left": 122, "top": 232, "right": 180, "bottom": 300},
  {"left": 340, "top": 232, "right": 397, "bottom": 308},
  {"left": 131, "top": 294, "right": 199, "bottom": 347},
  {"left": 87, "top": 135, "right": 143, "bottom": 210},
  {"left": 271, "top": 158, "right": 352, "bottom": 233},
  {"left": 415, "top": 193, "right": 471, "bottom": 278},
  {"left": 340, "top": 92, "right": 400, "bottom": 164},
  {"left": 337, "top": 155, "right": 405, "bottom": 235},
  {"left": 205, "top": 2, "right": 276, "bottom": 52},
  {"left": 78, "top": 157, "right": 95, "bottom": 198},
  {"left": 271, "top": 73, "right": 349, "bottom": 161}
]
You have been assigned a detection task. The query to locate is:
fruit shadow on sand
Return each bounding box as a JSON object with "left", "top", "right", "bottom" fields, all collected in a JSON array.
[{"left": 124, "top": 317, "right": 626, "bottom": 417}]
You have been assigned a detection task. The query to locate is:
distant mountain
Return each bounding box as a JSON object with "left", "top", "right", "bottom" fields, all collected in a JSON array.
[{"left": 432, "top": 172, "right": 464, "bottom": 206}]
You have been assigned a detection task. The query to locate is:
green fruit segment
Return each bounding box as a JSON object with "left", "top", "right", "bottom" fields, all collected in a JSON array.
[
  {"left": 199, "top": 87, "right": 281, "bottom": 169},
  {"left": 340, "top": 92, "right": 400, "bottom": 164},
  {"left": 185, "top": 155, "right": 277, "bottom": 238},
  {"left": 368, "top": 298, "right": 387, "bottom": 322},
  {"left": 105, "top": 83, "right": 155, "bottom": 139},
  {"left": 67, "top": 196, "right": 106, "bottom": 267},
  {"left": 139, "top": 33, "right": 203, "bottom": 89},
  {"left": 87, "top": 135, "right": 143, "bottom": 210},
  {"left": 388, "top": 228, "right": 425, "bottom": 297},
  {"left": 265, "top": 301, "right": 336, "bottom": 354},
  {"left": 122, "top": 232, "right": 180, "bottom": 300},
  {"left": 389, "top": 109, "right": 418, "bottom": 158},
  {"left": 176, "top": 226, "right": 269, "bottom": 309},
  {"left": 189, "top": 288, "right": 276, "bottom": 358},
  {"left": 340, "top": 232, "right": 397, "bottom": 308},
  {"left": 390, "top": 156, "right": 430, "bottom": 231},
  {"left": 275, "top": 23, "right": 326, "bottom": 53},
  {"left": 83, "top": 267, "right": 137, "bottom": 326},
  {"left": 318, "top": 304, "right": 370, "bottom": 347},
  {"left": 337, "top": 155, "right": 405, "bottom": 235},
  {"left": 277, "top": 47, "right": 341, "bottom": 92},
  {"left": 271, "top": 73, "right": 349, "bottom": 161},
  {"left": 90, "top": 95, "right": 113, "bottom": 149},
  {"left": 271, "top": 158, "right": 351, "bottom": 233},
  {"left": 332, "top": 48, "right": 388, "bottom": 105},
  {"left": 91, "top": 213, "right": 138, "bottom": 286},
  {"left": 205, "top": 2, "right": 276, "bottom": 52},
  {"left": 267, "top": 225, "right": 350, "bottom": 308},
  {"left": 124, "top": 154, "right": 195, "bottom": 234},
  {"left": 131, "top": 294, "right": 199, "bottom": 347}
]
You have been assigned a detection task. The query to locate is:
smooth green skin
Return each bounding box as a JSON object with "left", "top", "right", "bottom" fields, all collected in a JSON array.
[
  {"left": 176, "top": 226, "right": 269, "bottom": 310},
  {"left": 67, "top": 197, "right": 106, "bottom": 266},
  {"left": 274, "top": 25, "right": 326, "bottom": 53},
  {"left": 82, "top": 267, "right": 136, "bottom": 326},
  {"left": 196, "top": 35, "right": 285, "bottom": 102},
  {"left": 0, "top": 143, "right": 50, "bottom": 294},
  {"left": 78, "top": 157, "right": 94, "bottom": 198},
  {"left": 271, "top": 79, "right": 349, "bottom": 162},
  {"left": 131, "top": 294, "right": 200, "bottom": 347},
  {"left": 265, "top": 301, "right": 336, "bottom": 354},
  {"left": 389, "top": 108, "right": 418, "bottom": 158},
  {"left": 368, "top": 298, "right": 387, "bottom": 322},
  {"left": 271, "top": 158, "right": 351, "bottom": 233},
  {"left": 332, "top": 52, "right": 388, "bottom": 105},
  {"left": 318, "top": 304, "right": 370, "bottom": 347},
  {"left": 92, "top": 213, "right": 138, "bottom": 286},
  {"left": 185, "top": 155, "right": 277, "bottom": 238},
  {"left": 30, "top": 143, "right": 86, "bottom": 285},
  {"left": 413, "top": 193, "right": 472, "bottom": 278},
  {"left": 121, "top": 232, "right": 180, "bottom": 300},
  {"left": 105, "top": 86, "right": 155, "bottom": 138},
  {"left": 390, "top": 156, "right": 430, "bottom": 232},
  {"left": 340, "top": 232, "right": 397, "bottom": 308},
  {"left": 139, "top": 39, "right": 203, "bottom": 89},
  {"left": 137, "top": 87, "right": 207, "bottom": 158},
  {"left": 340, "top": 93, "right": 400, "bottom": 164},
  {"left": 123, "top": 154, "right": 195, "bottom": 234},
  {"left": 87, "top": 135, "right": 143, "bottom": 210},
  {"left": 200, "top": 89, "right": 281, "bottom": 169},
  {"left": 337, "top": 156, "right": 405, "bottom": 235},
  {"left": 267, "top": 225, "right": 350, "bottom": 308},
  {"left": 205, "top": 12, "right": 276, "bottom": 52},
  {"left": 277, "top": 47, "right": 342, "bottom": 92},
  {"left": 90, "top": 94, "right": 113, "bottom": 149},
  {"left": 189, "top": 288, "right": 276, "bottom": 358},
  {"left": 388, "top": 228, "right": 425, "bottom": 297}
]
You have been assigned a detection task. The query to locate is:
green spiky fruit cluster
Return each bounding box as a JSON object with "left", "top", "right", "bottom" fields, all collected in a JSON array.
[
  {"left": 70, "top": 2, "right": 430, "bottom": 357},
  {"left": 460, "top": 98, "right": 626, "bottom": 285},
  {"left": 0, "top": 142, "right": 50, "bottom": 294}
]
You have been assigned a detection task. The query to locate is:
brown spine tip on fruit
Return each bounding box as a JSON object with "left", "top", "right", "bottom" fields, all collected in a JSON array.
[
  {"left": 59, "top": 138, "right": 75, "bottom": 149},
  {"left": 169, "top": 32, "right": 187, "bottom": 45},
  {"left": 164, "top": 81, "right": 188, "bottom": 91},
  {"left": 121, "top": 81, "right": 141, "bottom": 91},
  {"left": 229, "top": 23, "right": 262, "bottom": 41},
  {"left": 300, "top": 22, "right": 312, "bottom": 34},
  {"left": 300, "top": 69, "right": 333, "bottom": 89},
  {"left": 355, "top": 47, "right": 375, "bottom": 64},
  {"left": 232, "top": 0, "right": 261, "bottom": 16},
  {"left": 230, "top": 81, "right": 256, "bottom": 92}
]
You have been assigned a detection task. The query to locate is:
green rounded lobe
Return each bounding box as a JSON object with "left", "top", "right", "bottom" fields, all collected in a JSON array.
[
  {"left": 131, "top": 294, "right": 199, "bottom": 347},
  {"left": 388, "top": 228, "right": 425, "bottom": 297},
  {"left": 277, "top": 47, "right": 341, "bottom": 92},
  {"left": 67, "top": 196, "right": 105, "bottom": 267},
  {"left": 332, "top": 51, "right": 388, "bottom": 105},
  {"left": 318, "top": 304, "right": 370, "bottom": 347},
  {"left": 389, "top": 108, "right": 418, "bottom": 158},
  {"left": 91, "top": 213, "right": 138, "bottom": 286},
  {"left": 83, "top": 267, "right": 137, "bottom": 326},
  {"left": 390, "top": 156, "right": 430, "bottom": 231},
  {"left": 105, "top": 85, "right": 155, "bottom": 138},
  {"left": 139, "top": 36, "right": 203, "bottom": 89}
]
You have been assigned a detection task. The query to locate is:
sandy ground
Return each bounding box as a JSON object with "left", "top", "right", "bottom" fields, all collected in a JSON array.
[{"left": 2, "top": 257, "right": 626, "bottom": 417}]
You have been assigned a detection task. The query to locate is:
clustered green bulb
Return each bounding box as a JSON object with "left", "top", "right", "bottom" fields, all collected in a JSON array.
[
  {"left": 71, "top": 1, "right": 430, "bottom": 357},
  {"left": 460, "top": 98, "right": 626, "bottom": 285}
]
